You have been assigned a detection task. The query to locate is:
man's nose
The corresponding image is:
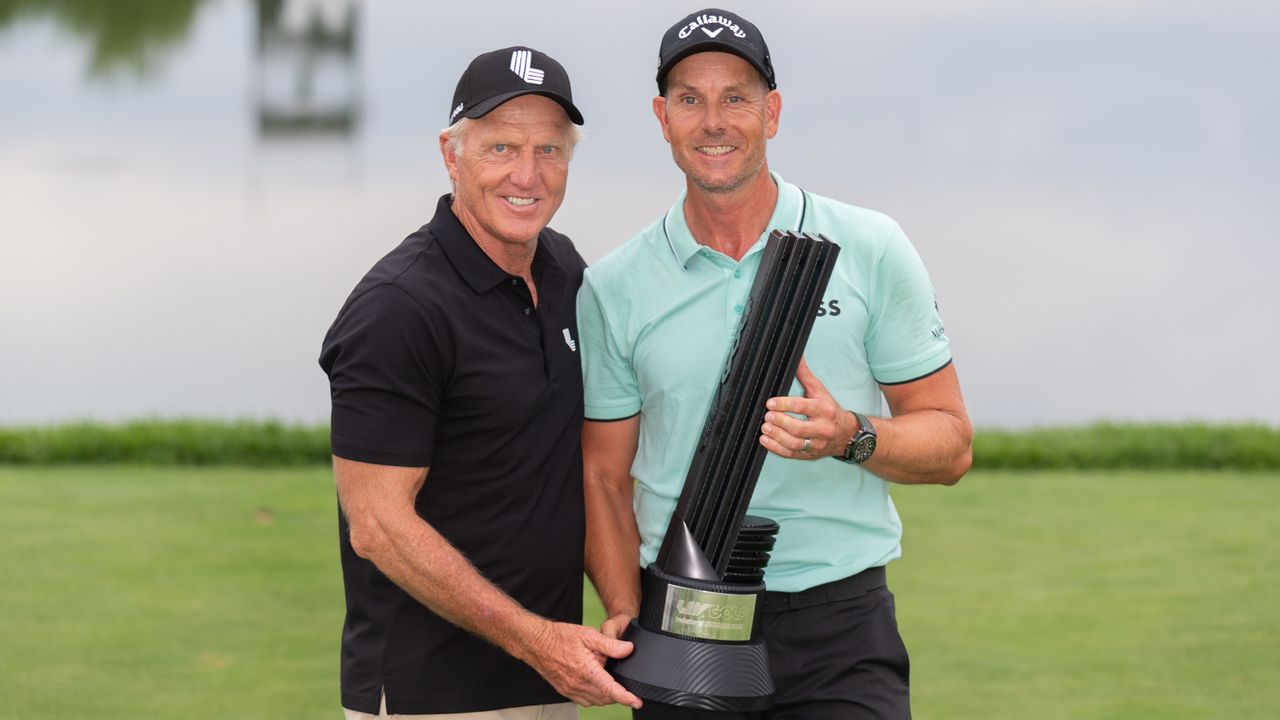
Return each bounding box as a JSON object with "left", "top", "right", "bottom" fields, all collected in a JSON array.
[
  {"left": 701, "top": 103, "right": 726, "bottom": 133},
  {"left": 509, "top": 150, "right": 538, "bottom": 188}
]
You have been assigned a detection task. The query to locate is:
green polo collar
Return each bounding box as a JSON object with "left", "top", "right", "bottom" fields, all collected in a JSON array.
[{"left": 662, "top": 172, "right": 806, "bottom": 268}]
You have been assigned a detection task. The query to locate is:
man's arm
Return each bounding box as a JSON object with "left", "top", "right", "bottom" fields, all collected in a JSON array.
[
  {"left": 581, "top": 417, "right": 643, "bottom": 639},
  {"left": 334, "top": 456, "right": 641, "bottom": 709},
  {"left": 759, "top": 359, "right": 973, "bottom": 485}
]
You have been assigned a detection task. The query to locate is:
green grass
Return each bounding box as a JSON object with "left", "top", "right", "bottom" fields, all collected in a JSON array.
[
  {"left": 0, "top": 466, "right": 341, "bottom": 718},
  {"left": 893, "top": 470, "right": 1279, "bottom": 719},
  {"left": 1, "top": 467, "right": 1276, "bottom": 719}
]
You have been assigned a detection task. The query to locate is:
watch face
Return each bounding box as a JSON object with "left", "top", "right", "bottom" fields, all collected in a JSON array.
[{"left": 853, "top": 435, "right": 876, "bottom": 464}]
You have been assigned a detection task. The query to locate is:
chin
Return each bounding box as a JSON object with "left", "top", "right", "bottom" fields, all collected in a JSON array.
[{"left": 496, "top": 222, "right": 545, "bottom": 245}]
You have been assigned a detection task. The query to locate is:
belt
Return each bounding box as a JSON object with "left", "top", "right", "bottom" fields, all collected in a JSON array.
[{"left": 760, "top": 566, "right": 887, "bottom": 613}]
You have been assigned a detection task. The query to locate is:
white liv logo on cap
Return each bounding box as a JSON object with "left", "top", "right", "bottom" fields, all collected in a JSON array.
[{"left": 509, "top": 50, "right": 545, "bottom": 85}]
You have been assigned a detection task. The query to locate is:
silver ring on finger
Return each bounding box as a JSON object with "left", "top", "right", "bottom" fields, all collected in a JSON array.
[{"left": 801, "top": 437, "right": 812, "bottom": 453}]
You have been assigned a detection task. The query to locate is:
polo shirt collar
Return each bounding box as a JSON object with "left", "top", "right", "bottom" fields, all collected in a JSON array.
[
  {"left": 662, "top": 172, "right": 804, "bottom": 268},
  {"left": 429, "top": 194, "right": 562, "bottom": 295}
]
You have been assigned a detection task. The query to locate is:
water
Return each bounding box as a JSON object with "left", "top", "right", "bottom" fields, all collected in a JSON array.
[{"left": 2, "top": 0, "right": 1277, "bottom": 427}]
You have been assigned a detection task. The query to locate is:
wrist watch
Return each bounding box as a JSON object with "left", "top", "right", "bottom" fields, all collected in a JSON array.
[{"left": 839, "top": 411, "right": 877, "bottom": 464}]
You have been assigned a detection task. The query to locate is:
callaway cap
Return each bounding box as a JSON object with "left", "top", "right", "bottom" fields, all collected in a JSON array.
[
  {"left": 656, "top": 8, "right": 775, "bottom": 94},
  {"left": 449, "top": 46, "right": 585, "bottom": 126}
]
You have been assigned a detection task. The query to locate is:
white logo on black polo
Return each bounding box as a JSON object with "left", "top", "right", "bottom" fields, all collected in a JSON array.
[
  {"left": 562, "top": 328, "right": 577, "bottom": 352},
  {"left": 510, "top": 50, "right": 545, "bottom": 85}
]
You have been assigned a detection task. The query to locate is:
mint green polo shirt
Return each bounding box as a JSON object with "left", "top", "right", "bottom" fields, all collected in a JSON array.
[{"left": 578, "top": 174, "right": 951, "bottom": 592}]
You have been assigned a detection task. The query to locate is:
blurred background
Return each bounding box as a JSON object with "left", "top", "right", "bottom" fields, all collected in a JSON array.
[{"left": 2, "top": 0, "right": 1276, "bottom": 429}]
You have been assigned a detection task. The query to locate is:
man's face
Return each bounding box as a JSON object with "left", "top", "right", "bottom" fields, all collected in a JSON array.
[
  {"left": 442, "top": 94, "right": 572, "bottom": 249},
  {"left": 654, "top": 52, "right": 780, "bottom": 194}
]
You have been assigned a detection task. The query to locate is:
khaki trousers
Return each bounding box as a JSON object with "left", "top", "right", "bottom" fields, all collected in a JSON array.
[{"left": 343, "top": 693, "right": 577, "bottom": 720}]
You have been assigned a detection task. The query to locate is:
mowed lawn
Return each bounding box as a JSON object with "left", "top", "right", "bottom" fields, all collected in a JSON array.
[{"left": 1, "top": 467, "right": 1276, "bottom": 719}]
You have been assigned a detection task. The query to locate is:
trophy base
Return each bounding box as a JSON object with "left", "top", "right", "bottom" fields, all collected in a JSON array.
[{"left": 610, "top": 620, "right": 773, "bottom": 712}]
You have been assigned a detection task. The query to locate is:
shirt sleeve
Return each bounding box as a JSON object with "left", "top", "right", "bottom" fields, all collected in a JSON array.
[
  {"left": 865, "top": 222, "right": 953, "bottom": 384},
  {"left": 319, "top": 283, "right": 449, "bottom": 466},
  {"left": 577, "top": 272, "right": 642, "bottom": 420}
]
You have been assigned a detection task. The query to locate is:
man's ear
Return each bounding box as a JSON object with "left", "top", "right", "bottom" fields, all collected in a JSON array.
[
  {"left": 652, "top": 95, "right": 672, "bottom": 143},
  {"left": 765, "top": 90, "right": 781, "bottom": 139},
  {"left": 439, "top": 133, "right": 459, "bottom": 184}
]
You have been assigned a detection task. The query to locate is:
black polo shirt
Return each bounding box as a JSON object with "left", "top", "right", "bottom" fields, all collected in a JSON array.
[{"left": 318, "top": 194, "right": 587, "bottom": 715}]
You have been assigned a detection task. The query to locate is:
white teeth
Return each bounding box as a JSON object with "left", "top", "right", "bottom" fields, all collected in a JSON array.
[
  {"left": 698, "top": 146, "right": 734, "bottom": 156},
  {"left": 505, "top": 197, "right": 535, "bottom": 206}
]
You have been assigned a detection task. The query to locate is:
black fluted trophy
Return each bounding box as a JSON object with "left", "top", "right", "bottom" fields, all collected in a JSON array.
[{"left": 608, "top": 231, "right": 840, "bottom": 711}]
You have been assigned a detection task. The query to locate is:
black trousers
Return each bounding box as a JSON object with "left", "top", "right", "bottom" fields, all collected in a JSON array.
[{"left": 633, "top": 567, "right": 911, "bottom": 720}]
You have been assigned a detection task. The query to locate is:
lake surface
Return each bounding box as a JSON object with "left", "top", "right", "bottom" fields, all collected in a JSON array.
[{"left": 2, "top": 0, "right": 1277, "bottom": 427}]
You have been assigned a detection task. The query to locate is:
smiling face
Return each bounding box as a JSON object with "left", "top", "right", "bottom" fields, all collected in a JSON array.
[
  {"left": 654, "top": 52, "right": 780, "bottom": 195},
  {"left": 441, "top": 94, "right": 573, "bottom": 254}
]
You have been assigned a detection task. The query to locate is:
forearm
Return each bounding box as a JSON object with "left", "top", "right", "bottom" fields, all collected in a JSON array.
[
  {"left": 337, "top": 459, "right": 543, "bottom": 656},
  {"left": 581, "top": 417, "right": 644, "bottom": 622},
  {"left": 370, "top": 509, "right": 549, "bottom": 661},
  {"left": 859, "top": 407, "right": 972, "bottom": 485},
  {"left": 584, "top": 477, "right": 642, "bottom": 619}
]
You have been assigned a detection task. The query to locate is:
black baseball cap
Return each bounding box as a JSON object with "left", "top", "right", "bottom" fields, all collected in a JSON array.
[
  {"left": 449, "top": 46, "right": 584, "bottom": 126},
  {"left": 656, "top": 9, "right": 775, "bottom": 94}
]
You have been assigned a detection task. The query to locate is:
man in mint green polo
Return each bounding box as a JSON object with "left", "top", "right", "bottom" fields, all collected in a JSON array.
[{"left": 578, "top": 8, "right": 973, "bottom": 719}]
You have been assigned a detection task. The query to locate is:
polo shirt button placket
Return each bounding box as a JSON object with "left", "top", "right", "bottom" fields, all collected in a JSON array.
[{"left": 729, "top": 263, "right": 749, "bottom": 322}]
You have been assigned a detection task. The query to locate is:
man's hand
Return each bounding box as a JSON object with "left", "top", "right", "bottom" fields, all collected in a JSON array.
[
  {"left": 522, "top": 620, "right": 643, "bottom": 709},
  {"left": 600, "top": 612, "right": 635, "bottom": 641},
  {"left": 759, "top": 358, "right": 855, "bottom": 460},
  {"left": 761, "top": 359, "right": 973, "bottom": 484}
]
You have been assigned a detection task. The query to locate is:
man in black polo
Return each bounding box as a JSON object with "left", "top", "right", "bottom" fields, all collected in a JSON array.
[{"left": 320, "top": 46, "right": 641, "bottom": 719}]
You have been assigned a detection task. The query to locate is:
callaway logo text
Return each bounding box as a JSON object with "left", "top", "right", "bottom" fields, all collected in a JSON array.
[{"left": 677, "top": 13, "right": 748, "bottom": 40}]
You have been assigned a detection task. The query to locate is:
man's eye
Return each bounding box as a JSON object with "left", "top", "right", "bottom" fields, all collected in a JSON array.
[
  {"left": 681, "top": 96, "right": 697, "bottom": 105},
  {"left": 493, "top": 144, "right": 508, "bottom": 153},
  {"left": 727, "top": 96, "right": 743, "bottom": 104},
  {"left": 541, "top": 146, "right": 556, "bottom": 155}
]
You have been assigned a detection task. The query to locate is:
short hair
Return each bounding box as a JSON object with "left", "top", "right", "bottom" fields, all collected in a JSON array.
[{"left": 441, "top": 115, "right": 585, "bottom": 159}]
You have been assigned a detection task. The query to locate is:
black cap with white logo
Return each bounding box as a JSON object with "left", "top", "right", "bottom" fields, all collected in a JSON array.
[
  {"left": 449, "top": 46, "right": 585, "bottom": 126},
  {"left": 656, "top": 8, "right": 775, "bottom": 94}
]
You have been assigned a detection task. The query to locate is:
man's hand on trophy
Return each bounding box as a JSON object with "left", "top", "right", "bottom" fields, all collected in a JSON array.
[
  {"left": 760, "top": 357, "right": 857, "bottom": 461},
  {"left": 600, "top": 612, "right": 635, "bottom": 641},
  {"left": 593, "top": 612, "right": 636, "bottom": 668},
  {"left": 523, "top": 620, "right": 643, "bottom": 709}
]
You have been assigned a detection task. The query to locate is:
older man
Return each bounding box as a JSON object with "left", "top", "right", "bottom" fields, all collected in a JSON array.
[
  {"left": 320, "top": 47, "right": 640, "bottom": 719},
  {"left": 578, "top": 10, "right": 973, "bottom": 719}
]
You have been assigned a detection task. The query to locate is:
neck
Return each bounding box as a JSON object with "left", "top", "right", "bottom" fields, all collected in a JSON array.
[{"left": 682, "top": 167, "right": 778, "bottom": 262}]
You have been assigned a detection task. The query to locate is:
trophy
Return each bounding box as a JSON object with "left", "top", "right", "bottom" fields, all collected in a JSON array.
[{"left": 609, "top": 231, "right": 840, "bottom": 711}]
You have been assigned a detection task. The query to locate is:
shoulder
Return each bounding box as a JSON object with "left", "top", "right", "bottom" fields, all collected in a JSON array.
[
  {"left": 338, "top": 228, "right": 452, "bottom": 322},
  {"left": 583, "top": 216, "right": 668, "bottom": 289},
  {"left": 802, "top": 189, "right": 907, "bottom": 253},
  {"left": 538, "top": 225, "right": 588, "bottom": 276}
]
